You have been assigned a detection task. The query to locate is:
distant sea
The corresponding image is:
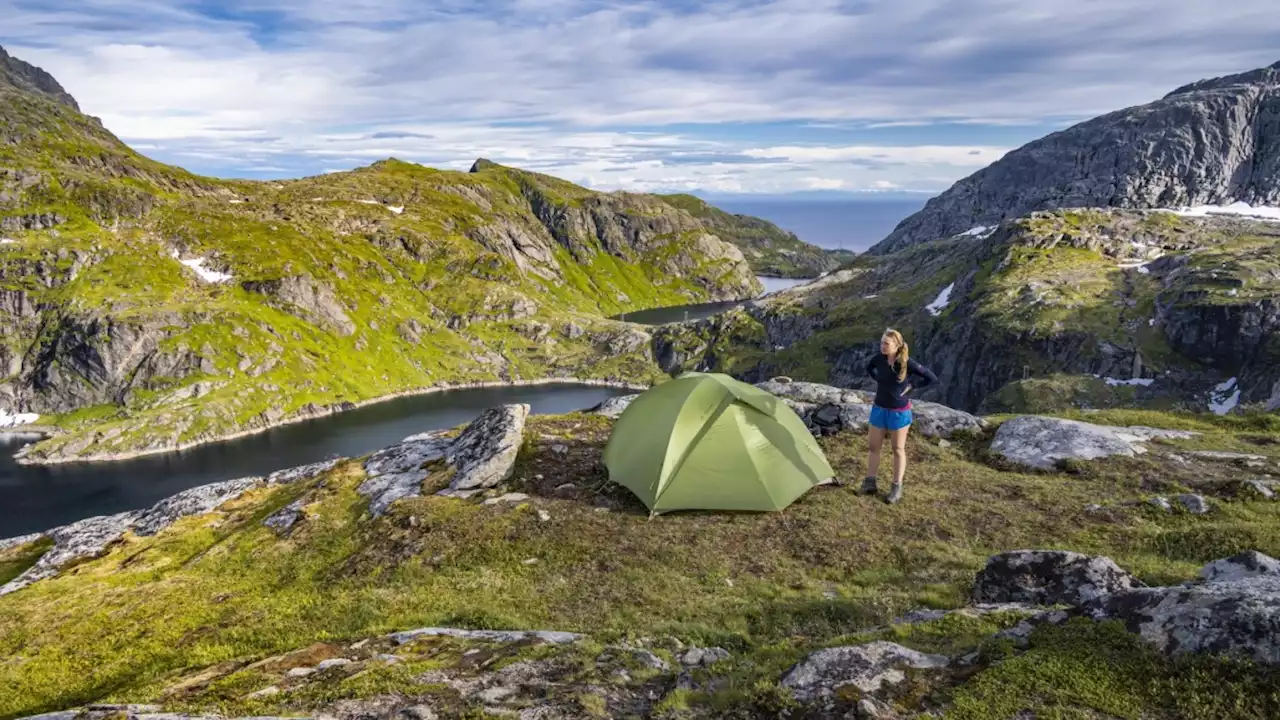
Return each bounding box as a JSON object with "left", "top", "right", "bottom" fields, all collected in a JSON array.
[{"left": 710, "top": 197, "right": 929, "bottom": 254}]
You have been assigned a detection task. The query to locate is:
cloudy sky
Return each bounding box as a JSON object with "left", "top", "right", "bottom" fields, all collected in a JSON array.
[{"left": 2, "top": 0, "right": 1278, "bottom": 195}]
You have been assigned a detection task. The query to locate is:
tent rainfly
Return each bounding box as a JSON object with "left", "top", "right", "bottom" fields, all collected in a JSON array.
[{"left": 603, "top": 372, "right": 834, "bottom": 514}]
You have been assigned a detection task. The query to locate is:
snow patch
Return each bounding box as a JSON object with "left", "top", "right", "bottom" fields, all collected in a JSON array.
[
  {"left": 171, "top": 250, "right": 233, "bottom": 283},
  {"left": 1092, "top": 375, "right": 1155, "bottom": 387},
  {"left": 0, "top": 409, "right": 39, "bottom": 428},
  {"left": 389, "top": 205, "right": 405, "bottom": 215},
  {"left": 925, "top": 283, "right": 955, "bottom": 316},
  {"left": 1168, "top": 202, "right": 1280, "bottom": 223},
  {"left": 1209, "top": 377, "right": 1241, "bottom": 415},
  {"left": 356, "top": 199, "right": 379, "bottom": 205},
  {"left": 863, "top": 294, "right": 879, "bottom": 299},
  {"left": 959, "top": 226, "right": 996, "bottom": 238},
  {"left": 0, "top": 238, "right": 15, "bottom": 245}
]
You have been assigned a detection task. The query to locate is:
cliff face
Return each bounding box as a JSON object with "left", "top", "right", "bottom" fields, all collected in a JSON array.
[
  {"left": 0, "top": 47, "right": 766, "bottom": 462},
  {"left": 872, "top": 61, "right": 1280, "bottom": 255}
]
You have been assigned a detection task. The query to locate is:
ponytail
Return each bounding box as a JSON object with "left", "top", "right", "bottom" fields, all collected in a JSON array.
[{"left": 883, "top": 328, "right": 909, "bottom": 381}]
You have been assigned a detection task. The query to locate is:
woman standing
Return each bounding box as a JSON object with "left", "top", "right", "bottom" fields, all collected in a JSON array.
[{"left": 861, "top": 328, "right": 938, "bottom": 504}]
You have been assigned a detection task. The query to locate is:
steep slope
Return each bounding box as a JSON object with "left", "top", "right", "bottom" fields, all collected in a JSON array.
[
  {"left": 655, "top": 209, "right": 1280, "bottom": 414},
  {"left": 872, "top": 61, "right": 1280, "bottom": 254},
  {"left": 0, "top": 48, "right": 763, "bottom": 463},
  {"left": 658, "top": 193, "right": 855, "bottom": 277}
]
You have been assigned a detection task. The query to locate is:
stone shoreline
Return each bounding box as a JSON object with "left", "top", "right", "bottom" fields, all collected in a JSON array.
[{"left": 11, "top": 377, "right": 649, "bottom": 467}]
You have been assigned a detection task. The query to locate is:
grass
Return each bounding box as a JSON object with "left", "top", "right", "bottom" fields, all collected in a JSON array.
[{"left": 0, "top": 411, "right": 1277, "bottom": 717}]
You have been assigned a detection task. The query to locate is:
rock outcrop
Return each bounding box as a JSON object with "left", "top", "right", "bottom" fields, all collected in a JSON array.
[
  {"left": 871, "top": 61, "right": 1280, "bottom": 254},
  {"left": 1200, "top": 551, "right": 1280, "bottom": 583},
  {"left": 973, "top": 550, "right": 1142, "bottom": 606},
  {"left": 0, "top": 458, "right": 340, "bottom": 596},
  {"left": 1083, "top": 575, "right": 1280, "bottom": 664},
  {"left": 989, "top": 415, "right": 1195, "bottom": 470},
  {"left": 780, "top": 641, "right": 950, "bottom": 703},
  {"left": 358, "top": 404, "right": 528, "bottom": 514}
]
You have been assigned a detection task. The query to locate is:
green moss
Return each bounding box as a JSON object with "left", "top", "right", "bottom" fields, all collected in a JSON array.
[{"left": 949, "top": 620, "right": 1280, "bottom": 720}]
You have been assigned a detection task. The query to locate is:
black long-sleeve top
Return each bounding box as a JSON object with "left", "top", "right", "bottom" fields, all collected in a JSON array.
[{"left": 865, "top": 354, "right": 938, "bottom": 409}]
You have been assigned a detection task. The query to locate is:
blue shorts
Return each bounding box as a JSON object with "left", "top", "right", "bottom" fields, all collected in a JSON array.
[{"left": 870, "top": 405, "right": 913, "bottom": 431}]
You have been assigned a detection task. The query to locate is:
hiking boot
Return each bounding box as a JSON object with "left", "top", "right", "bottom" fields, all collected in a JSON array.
[
  {"left": 859, "top": 476, "right": 878, "bottom": 495},
  {"left": 885, "top": 482, "right": 904, "bottom": 505}
]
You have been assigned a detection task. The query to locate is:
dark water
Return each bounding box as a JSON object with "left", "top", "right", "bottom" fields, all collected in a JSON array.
[
  {"left": 713, "top": 198, "right": 928, "bottom": 253},
  {"left": 615, "top": 276, "right": 811, "bottom": 326},
  {"left": 0, "top": 383, "right": 632, "bottom": 538}
]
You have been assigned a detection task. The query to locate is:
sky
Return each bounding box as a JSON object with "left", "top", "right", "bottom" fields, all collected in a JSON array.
[{"left": 2, "top": 0, "right": 1278, "bottom": 195}]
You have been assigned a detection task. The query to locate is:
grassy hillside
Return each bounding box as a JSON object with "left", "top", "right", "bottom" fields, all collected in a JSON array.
[
  {"left": 0, "top": 67, "right": 770, "bottom": 463},
  {"left": 0, "top": 409, "right": 1277, "bottom": 718}
]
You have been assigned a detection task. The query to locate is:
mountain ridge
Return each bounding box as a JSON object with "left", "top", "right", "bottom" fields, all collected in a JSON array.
[{"left": 871, "top": 59, "right": 1280, "bottom": 255}]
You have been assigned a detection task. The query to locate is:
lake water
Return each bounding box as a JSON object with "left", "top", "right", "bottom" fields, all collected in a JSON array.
[
  {"left": 0, "top": 383, "right": 633, "bottom": 538},
  {"left": 615, "top": 275, "right": 811, "bottom": 325}
]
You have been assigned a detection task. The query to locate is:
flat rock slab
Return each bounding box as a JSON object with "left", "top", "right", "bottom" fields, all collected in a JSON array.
[
  {"left": 359, "top": 432, "right": 453, "bottom": 516},
  {"left": 973, "top": 550, "right": 1141, "bottom": 606},
  {"left": 389, "top": 627, "right": 582, "bottom": 646},
  {"left": 1083, "top": 575, "right": 1280, "bottom": 664},
  {"left": 781, "top": 641, "right": 950, "bottom": 702},
  {"left": 990, "top": 416, "right": 1144, "bottom": 470},
  {"left": 0, "top": 510, "right": 140, "bottom": 596},
  {"left": 132, "top": 476, "right": 264, "bottom": 536}
]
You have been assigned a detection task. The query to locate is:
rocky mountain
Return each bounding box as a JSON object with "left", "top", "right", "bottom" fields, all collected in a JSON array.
[
  {"left": 872, "top": 60, "right": 1280, "bottom": 255},
  {"left": 654, "top": 208, "right": 1280, "bottom": 415},
  {"left": 0, "top": 45, "right": 80, "bottom": 110},
  {"left": 0, "top": 47, "right": 769, "bottom": 463},
  {"left": 657, "top": 193, "right": 855, "bottom": 277}
]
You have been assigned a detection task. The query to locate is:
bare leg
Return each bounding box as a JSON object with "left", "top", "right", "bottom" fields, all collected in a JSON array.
[
  {"left": 891, "top": 426, "right": 910, "bottom": 484},
  {"left": 866, "top": 426, "right": 885, "bottom": 479}
]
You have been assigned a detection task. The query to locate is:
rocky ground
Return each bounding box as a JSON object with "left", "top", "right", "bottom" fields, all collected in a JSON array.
[{"left": 2, "top": 380, "right": 1277, "bottom": 719}]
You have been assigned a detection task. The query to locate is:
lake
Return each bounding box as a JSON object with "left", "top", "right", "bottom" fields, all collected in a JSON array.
[{"left": 0, "top": 383, "right": 633, "bottom": 538}]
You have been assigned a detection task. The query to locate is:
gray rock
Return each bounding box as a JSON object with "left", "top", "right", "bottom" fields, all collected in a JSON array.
[
  {"left": 359, "top": 432, "right": 453, "bottom": 516},
  {"left": 754, "top": 380, "right": 866, "bottom": 406},
  {"left": 133, "top": 476, "right": 264, "bottom": 536},
  {"left": 1177, "top": 494, "right": 1211, "bottom": 515},
  {"left": 989, "top": 416, "right": 1145, "bottom": 469},
  {"left": 264, "top": 500, "right": 306, "bottom": 534},
  {"left": 1245, "top": 479, "right": 1277, "bottom": 500},
  {"left": 400, "top": 706, "right": 438, "bottom": 720},
  {"left": 591, "top": 394, "right": 638, "bottom": 418},
  {"left": 317, "top": 657, "right": 353, "bottom": 670},
  {"left": 1149, "top": 496, "right": 1174, "bottom": 512},
  {"left": 870, "top": 61, "right": 1280, "bottom": 254},
  {"left": 0, "top": 510, "right": 141, "bottom": 596},
  {"left": 388, "top": 627, "right": 581, "bottom": 646},
  {"left": 780, "top": 641, "right": 949, "bottom": 702},
  {"left": 910, "top": 400, "right": 988, "bottom": 438},
  {"left": 973, "top": 550, "right": 1141, "bottom": 606},
  {"left": 446, "top": 404, "right": 529, "bottom": 491},
  {"left": 1083, "top": 575, "right": 1280, "bottom": 664},
  {"left": 631, "top": 649, "right": 670, "bottom": 671},
  {"left": 1200, "top": 551, "right": 1280, "bottom": 583},
  {"left": 266, "top": 458, "right": 341, "bottom": 485},
  {"left": 0, "top": 532, "right": 44, "bottom": 553},
  {"left": 286, "top": 666, "right": 315, "bottom": 677},
  {"left": 679, "top": 647, "right": 730, "bottom": 667},
  {"left": 482, "top": 493, "right": 530, "bottom": 505},
  {"left": 802, "top": 398, "right": 981, "bottom": 440}
]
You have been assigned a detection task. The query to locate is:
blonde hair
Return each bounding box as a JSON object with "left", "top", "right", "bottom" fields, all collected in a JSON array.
[{"left": 883, "top": 328, "right": 909, "bottom": 381}]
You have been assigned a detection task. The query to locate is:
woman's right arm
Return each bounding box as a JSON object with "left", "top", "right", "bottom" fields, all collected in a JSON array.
[{"left": 865, "top": 356, "right": 877, "bottom": 380}]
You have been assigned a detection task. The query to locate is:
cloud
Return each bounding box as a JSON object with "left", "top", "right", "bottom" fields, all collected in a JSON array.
[{"left": 2, "top": 0, "right": 1277, "bottom": 193}]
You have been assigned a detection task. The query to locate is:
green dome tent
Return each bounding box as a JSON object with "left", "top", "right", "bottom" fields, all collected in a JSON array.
[{"left": 603, "top": 372, "right": 835, "bottom": 514}]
